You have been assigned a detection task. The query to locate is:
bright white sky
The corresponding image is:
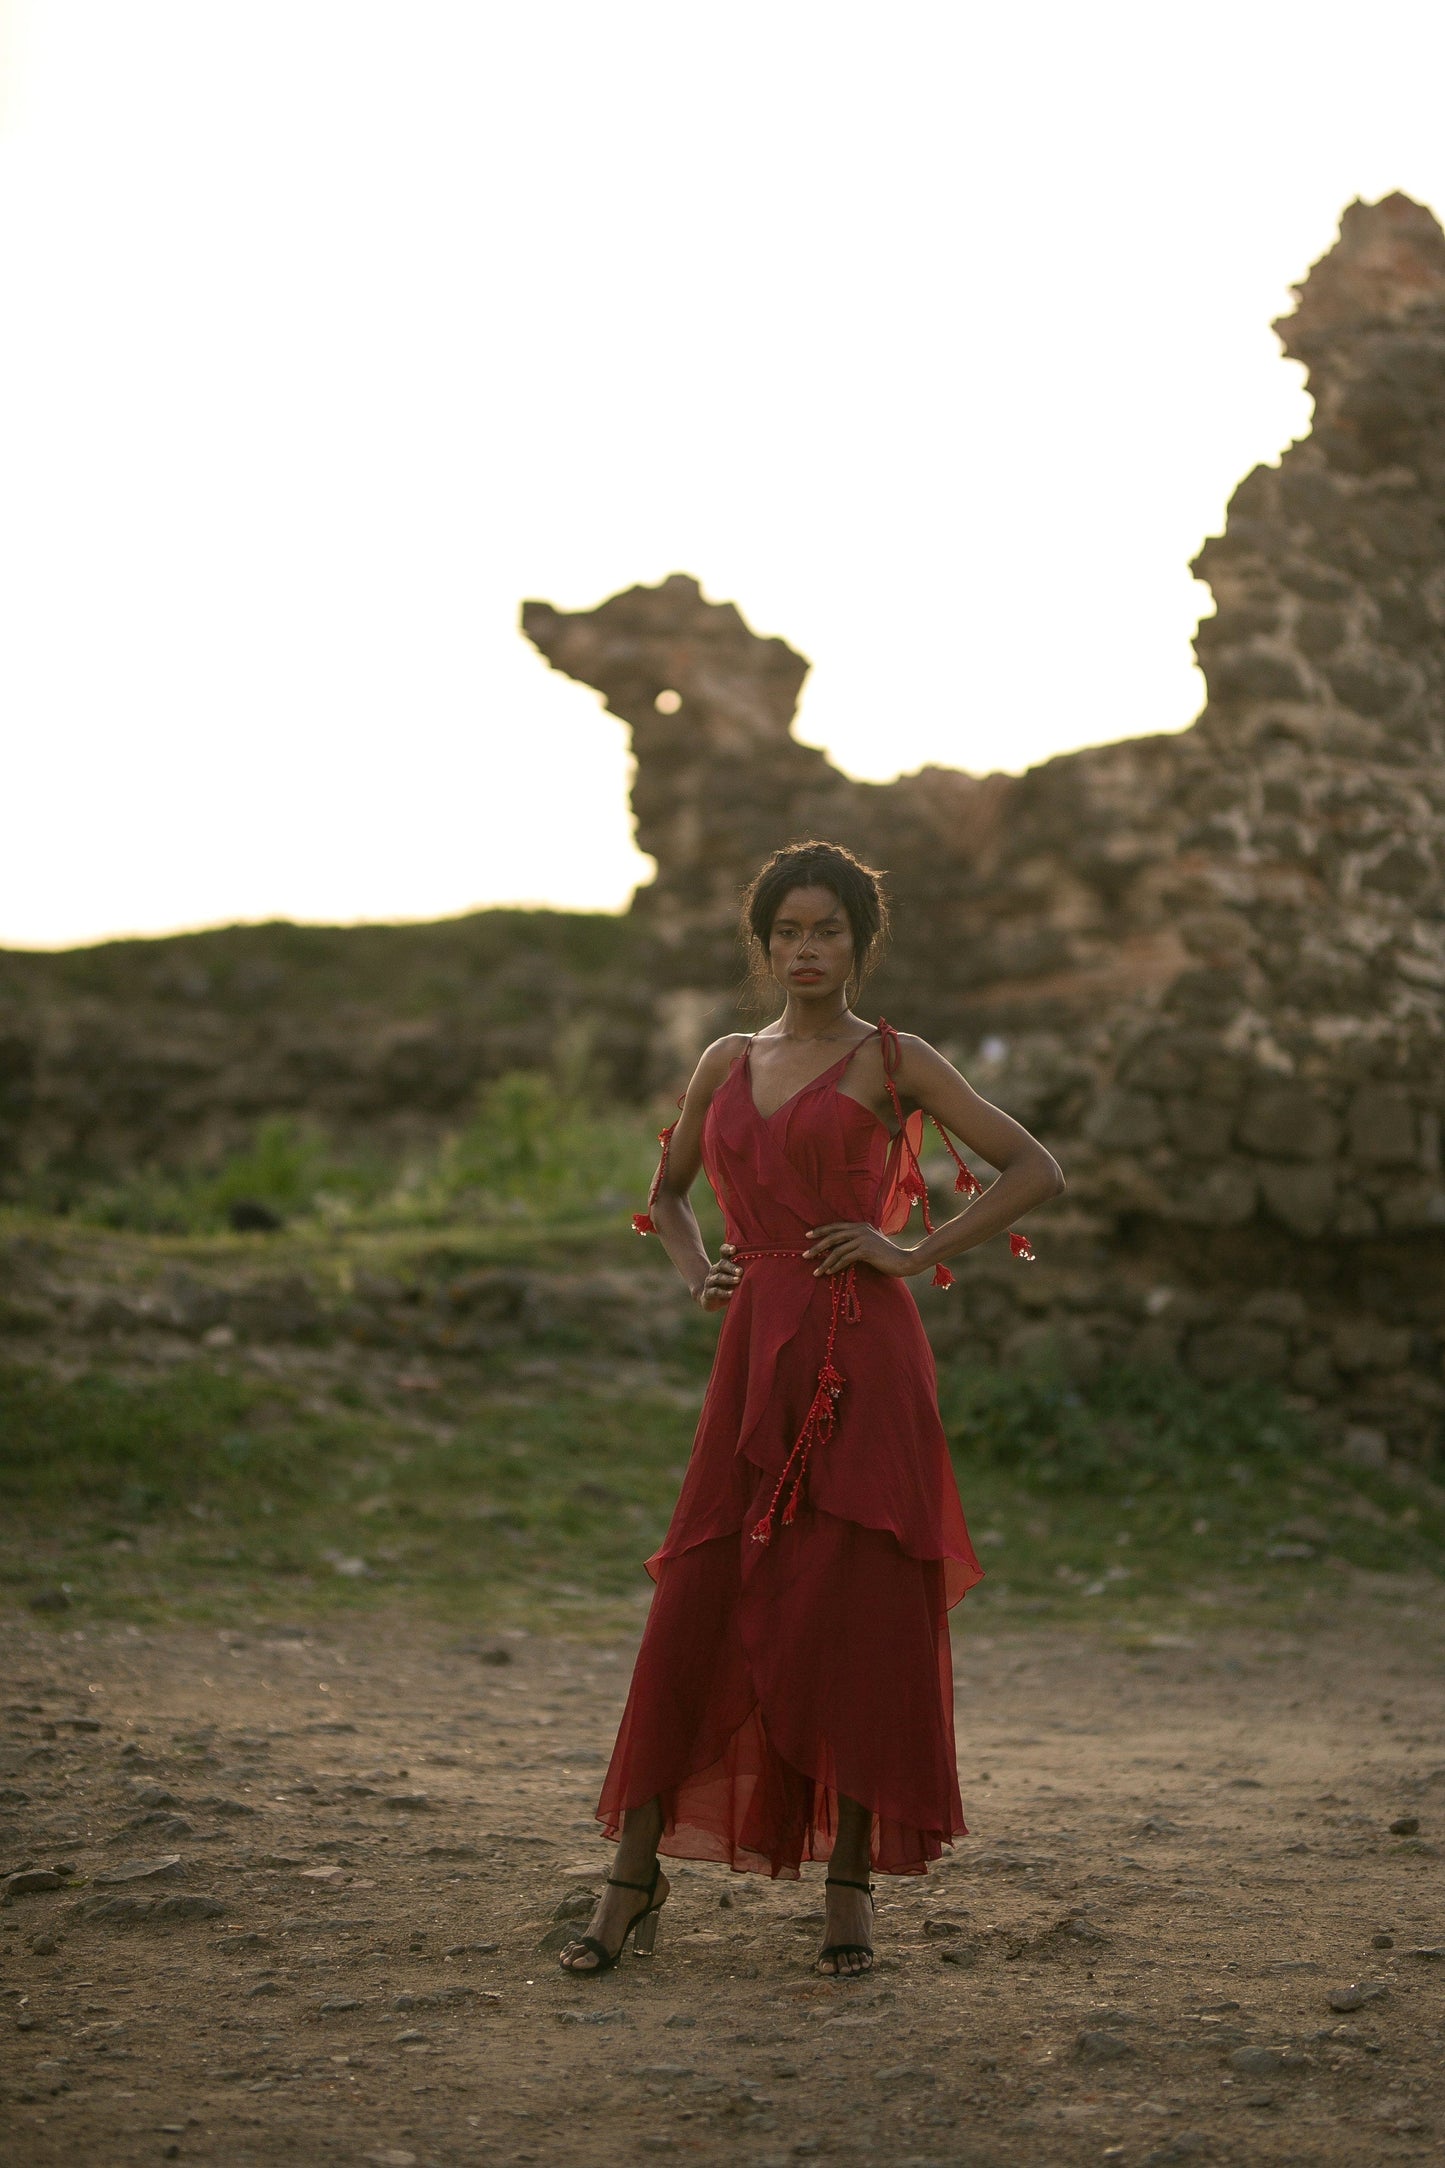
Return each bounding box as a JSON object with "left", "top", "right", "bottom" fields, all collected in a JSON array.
[{"left": 3, "top": 1, "right": 1444, "bottom": 948}]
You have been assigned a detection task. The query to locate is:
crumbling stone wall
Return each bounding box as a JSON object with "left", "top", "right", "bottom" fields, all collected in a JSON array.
[{"left": 523, "top": 193, "right": 1445, "bottom": 1462}]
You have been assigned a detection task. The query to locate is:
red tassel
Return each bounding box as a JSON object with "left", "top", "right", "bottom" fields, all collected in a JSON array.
[
  {"left": 932, "top": 1264, "right": 955, "bottom": 1289},
  {"left": 750, "top": 1273, "right": 856, "bottom": 1546},
  {"left": 926, "top": 1108, "right": 1034, "bottom": 1262},
  {"left": 632, "top": 1114, "right": 680, "bottom": 1238}
]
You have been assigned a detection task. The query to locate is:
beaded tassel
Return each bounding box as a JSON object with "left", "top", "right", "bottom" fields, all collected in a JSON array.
[
  {"left": 751, "top": 1267, "right": 861, "bottom": 1547},
  {"left": 875, "top": 1017, "right": 1037, "bottom": 1280}
]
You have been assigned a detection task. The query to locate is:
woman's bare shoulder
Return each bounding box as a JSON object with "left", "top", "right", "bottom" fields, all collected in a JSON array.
[
  {"left": 689, "top": 1033, "right": 752, "bottom": 1090},
  {"left": 888, "top": 1028, "right": 949, "bottom": 1066}
]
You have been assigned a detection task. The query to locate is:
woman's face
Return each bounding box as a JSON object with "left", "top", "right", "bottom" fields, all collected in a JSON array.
[{"left": 767, "top": 884, "right": 856, "bottom": 998}]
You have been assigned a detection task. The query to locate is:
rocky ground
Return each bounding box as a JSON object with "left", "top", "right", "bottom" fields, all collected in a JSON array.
[{"left": 3, "top": 1597, "right": 1444, "bottom": 2168}]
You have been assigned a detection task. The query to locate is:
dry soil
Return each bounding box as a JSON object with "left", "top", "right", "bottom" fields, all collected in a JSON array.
[{"left": 3, "top": 1600, "right": 1444, "bottom": 2168}]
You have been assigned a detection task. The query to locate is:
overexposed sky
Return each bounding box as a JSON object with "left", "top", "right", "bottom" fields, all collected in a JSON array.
[{"left": 2, "top": 1, "right": 1444, "bottom": 948}]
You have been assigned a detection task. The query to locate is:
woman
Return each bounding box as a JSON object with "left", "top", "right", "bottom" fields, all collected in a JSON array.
[{"left": 560, "top": 840, "right": 1065, "bottom": 1978}]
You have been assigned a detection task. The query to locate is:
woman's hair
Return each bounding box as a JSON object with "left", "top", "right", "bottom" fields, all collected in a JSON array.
[{"left": 739, "top": 839, "right": 890, "bottom": 1009}]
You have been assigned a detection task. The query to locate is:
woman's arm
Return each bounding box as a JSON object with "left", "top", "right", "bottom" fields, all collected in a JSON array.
[
  {"left": 805, "top": 1033, "right": 1064, "bottom": 1281},
  {"left": 643, "top": 1035, "right": 749, "bottom": 1309}
]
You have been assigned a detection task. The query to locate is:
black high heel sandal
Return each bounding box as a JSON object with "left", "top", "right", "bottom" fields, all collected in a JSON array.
[
  {"left": 558, "top": 1861, "right": 666, "bottom": 1975},
  {"left": 817, "top": 1874, "right": 876, "bottom": 1976}
]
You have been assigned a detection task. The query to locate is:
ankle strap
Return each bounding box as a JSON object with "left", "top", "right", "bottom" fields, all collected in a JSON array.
[
  {"left": 606, "top": 1871, "right": 656, "bottom": 1895},
  {"left": 825, "top": 1875, "right": 874, "bottom": 1893}
]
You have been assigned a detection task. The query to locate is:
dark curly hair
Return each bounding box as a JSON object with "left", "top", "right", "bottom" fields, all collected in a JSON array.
[{"left": 739, "top": 840, "right": 890, "bottom": 1010}]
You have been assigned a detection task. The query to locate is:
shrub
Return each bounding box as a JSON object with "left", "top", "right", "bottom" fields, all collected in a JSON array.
[{"left": 938, "top": 1357, "right": 1310, "bottom": 1492}]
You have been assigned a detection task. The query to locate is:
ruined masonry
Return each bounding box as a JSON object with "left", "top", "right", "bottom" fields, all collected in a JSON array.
[{"left": 523, "top": 193, "right": 1445, "bottom": 1461}]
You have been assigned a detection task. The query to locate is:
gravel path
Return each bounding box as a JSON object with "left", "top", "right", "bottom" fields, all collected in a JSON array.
[{"left": 3, "top": 1599, "right": 1444, "bottom": 2167}]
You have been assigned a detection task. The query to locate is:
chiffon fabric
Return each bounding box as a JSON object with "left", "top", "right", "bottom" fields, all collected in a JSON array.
[{"left": 595, "top": 1029, "right": 983, "bottom": 1878}]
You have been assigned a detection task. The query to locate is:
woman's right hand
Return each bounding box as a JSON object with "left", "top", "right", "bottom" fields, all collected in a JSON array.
[{"left": 694, "top": 1243, "right": 742, "bottom": 1311}]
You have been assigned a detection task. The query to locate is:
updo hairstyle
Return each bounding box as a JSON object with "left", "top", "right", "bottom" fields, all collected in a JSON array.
[{"left": 739, "top": 840, "right": 890, "bottom": 1010}]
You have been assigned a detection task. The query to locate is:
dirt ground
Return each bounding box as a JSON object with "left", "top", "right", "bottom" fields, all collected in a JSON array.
[{"left": 3, "top": 1598, "right": 1444, "bottom": 2168}]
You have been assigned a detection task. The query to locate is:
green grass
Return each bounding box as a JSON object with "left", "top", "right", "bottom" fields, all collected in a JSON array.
[
  {"left": 20, "top": 1068, "right": 663, "bottom": 1237},
  {"left": 2, "top": 1335, "right": 1440, "bottom": 1638}
]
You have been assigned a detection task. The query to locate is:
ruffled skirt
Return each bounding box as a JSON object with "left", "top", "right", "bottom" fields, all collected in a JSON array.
[{"left": 595, "top": 1501, "right": 965, "bottom": 1878}]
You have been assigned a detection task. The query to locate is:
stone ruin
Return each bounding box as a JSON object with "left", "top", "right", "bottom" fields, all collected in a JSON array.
[{"left": 523, "top": 192, "right": 1445, "bottom": 1463}]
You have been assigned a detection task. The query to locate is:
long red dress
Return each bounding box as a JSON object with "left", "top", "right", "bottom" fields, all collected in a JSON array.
[{"left": 596, "top": 1024, "right": 993, "bottom": 1879}]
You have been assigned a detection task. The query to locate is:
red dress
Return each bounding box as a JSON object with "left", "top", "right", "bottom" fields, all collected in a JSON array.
[{"left": 596, "top": 1024, "right": 997, "bottom": 1879}]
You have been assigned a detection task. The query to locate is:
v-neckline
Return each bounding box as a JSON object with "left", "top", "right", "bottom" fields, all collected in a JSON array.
[{"left": 744, "top": 1029, "right": 877, "bottom": 1124}]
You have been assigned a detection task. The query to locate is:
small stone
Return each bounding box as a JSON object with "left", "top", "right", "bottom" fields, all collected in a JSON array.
[
  {"left": 93, "top": 1855, "right": 184, "bottom": 1886},
  {"left": 132, "top": 1815, "right": 194, "bottom": 1840},
  {"left": 1229, "top": 2046, "right": 1287, "bottom": 2074},
  {"left": 1400, "top": 1944, "right": 1445, "bottom": 1962},
  {"left": 301, "top": 1865, "right": 349, "bottom": 1884},
  {"left": 1389, "top": 1815, "right": 1420, "bottom": 1836},
  {"left": 64, "top": 1716, "right": 102, "bottom": 1732},
  {"left": 1060, "top": 1914, "right": 1109, "bottom": 1943},
  {"left": 663, "top": 2012, "right": 696, "bottom": 2028},
  {"left": 127, "top": 1781, "right": 180, "bottom": 1807},
  {"left": 551, "top": 1886, "right": 600, "bottom": 1922},
  {"left": 194, "top": 1796, "right": 256, "bottom": 1817},
  {"left": 939, "top": 1942, "right": 978, "bottom": 1968},
  {"left": 1076, "top": 2029, "right": 1132, "bottom": 2061},
  {"left": 152, "top": 1894, "right": 225, "bottom": 1921},
  {"left": 3, "top": 1870, "right": 64, "bottom": 1901},
  {"left": 1371, "top": 1932, "right": 1394, "bottom": 1949},
  {"left": 247, "top": 1980, "right": 284, "bottom": 1997},
  {"left": 318, "top": 1997, "right": 365, "bottom": 2015},
  {"left": 922, "top": 1916, "right": 970, "bottom": 1938},
  {"left": 1328, "top": 1982, "right": 1389, "bottom": 2012},
  {"left": 394, "top": 2027, "right": 426, "bottom": 2044},
  {"left": 873, "top": 2064, "right": 936, "bottom": 2085},
  {"left": 228, "top": 1198, "right": 282, "bottom": 1232},
  {"left": 28, "top": 1936, "right": 59, "bottom": 1955},
  {"left": 27, "top": 1587, "right": 71, "bottom": 1613},
  {"left": 1144, "top": 2138, "right": 1212, "bottom": 2163},
  {"left": 445, "top": 1941, "right": 500, "bottom": 1956},
  {"left": 78, "top": 1893, "right": 154, "bottom": 1923},
  {"left": 479, "top": 1647, "right": 513, "bottom": 1666},
  {"left": 382, "top": 1793, "right": 432, "bottom": 1811}
]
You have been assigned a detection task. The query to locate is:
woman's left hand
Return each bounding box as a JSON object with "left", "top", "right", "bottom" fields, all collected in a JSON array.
[{"left": 804, "top": 1222, "right": 916, "bottom": 1277}]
